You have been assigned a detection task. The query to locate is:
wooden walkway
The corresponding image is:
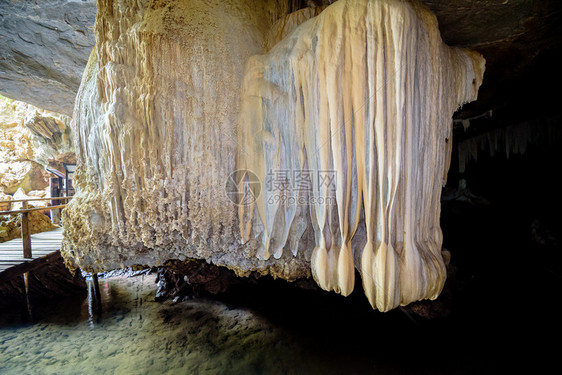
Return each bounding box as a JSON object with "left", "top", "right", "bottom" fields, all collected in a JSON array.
[{"left": 0, "top": 227, "right": 64, "bottom": 273}]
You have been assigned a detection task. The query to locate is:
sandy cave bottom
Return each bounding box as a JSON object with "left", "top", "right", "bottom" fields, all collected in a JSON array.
[{"left": 0, "top": 272, "right": 512, "bottom": 375}]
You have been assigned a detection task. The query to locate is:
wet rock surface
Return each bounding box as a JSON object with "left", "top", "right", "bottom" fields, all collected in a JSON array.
[
  {"left": 150, "top": 258, "right": 462, "bottom": 321},
  {"left": 154, "top": 261, "right": 239, "bottom": 302}
]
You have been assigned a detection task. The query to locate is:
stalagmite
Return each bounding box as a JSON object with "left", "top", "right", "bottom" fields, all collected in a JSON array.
[{"left": 64, "top": 0, "right": 484, "bottom": 311}]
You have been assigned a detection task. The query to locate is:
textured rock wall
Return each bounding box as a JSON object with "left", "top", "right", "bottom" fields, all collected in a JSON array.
[
  {"left": 0, "top": 0, "right": 96, "bottom": 115},
  {"left": 64, "top": 0, "right": 484, "bottom": 310},
  {"left": 63, "top": 0, "right": 312, "bottom": 279},
  {"left": 0, "top": 95, "right": 74, "bottom": 194}
]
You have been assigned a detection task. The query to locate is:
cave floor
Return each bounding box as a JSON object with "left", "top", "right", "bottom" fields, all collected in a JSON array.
[{"left": 0, "top": 262, "right": 555, "bottom": 375}]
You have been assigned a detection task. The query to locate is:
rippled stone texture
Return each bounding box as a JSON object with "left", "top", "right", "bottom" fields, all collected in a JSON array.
[{"left": 0, "top": 0, "right": 96, "bottom": 115}]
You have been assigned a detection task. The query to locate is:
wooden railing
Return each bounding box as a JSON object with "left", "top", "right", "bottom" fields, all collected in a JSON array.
[{"left": 0, "top": 196, "right": 73, "bottom": 259}]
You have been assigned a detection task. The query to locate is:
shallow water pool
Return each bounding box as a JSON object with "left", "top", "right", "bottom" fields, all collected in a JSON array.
[
  {"left": 1, "top": 275, "right": 340, "bottom": 375},
  {"left": 0, "top": 271, "right": 546, "bottom": 374}
]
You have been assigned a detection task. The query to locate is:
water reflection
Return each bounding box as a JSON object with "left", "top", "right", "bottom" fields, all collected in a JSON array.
[{"left": 86, "top": 279, "right": 100, "bottom": 329}]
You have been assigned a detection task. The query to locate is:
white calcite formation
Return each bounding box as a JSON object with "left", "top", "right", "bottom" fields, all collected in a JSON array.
[
  {"left": 63, "top": 0, "right": 312, "bottom": 279},
  {"left": 64, "top": 0, "right": 484, "bottom": 311}
]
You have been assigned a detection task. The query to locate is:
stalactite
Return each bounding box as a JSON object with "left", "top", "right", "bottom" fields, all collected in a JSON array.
[
  {"left": 237, "top": 0, "right": 484, "bottom": 310},
  {"left": 458, "top": 116, "right": 561, "bottom": 173},
  {"left": 63, "top": 0, "right": 484, "bottom": 311}
]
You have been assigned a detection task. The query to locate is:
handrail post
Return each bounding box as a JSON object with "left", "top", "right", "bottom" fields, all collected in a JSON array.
[
  {"left": 21, "top": 201, "right": 32, "bottom": 259},
  {"left": 50, "top": 198, "right": 60, "bottom": 226}
]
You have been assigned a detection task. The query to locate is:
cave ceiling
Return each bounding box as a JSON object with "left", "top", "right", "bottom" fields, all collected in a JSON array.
[{"left": 0, "top": 0, "right": 560, "bottom": 121}]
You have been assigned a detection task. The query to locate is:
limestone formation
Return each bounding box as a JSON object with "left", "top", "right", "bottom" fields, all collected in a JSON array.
[
  {"left": 0, "top": 190, "right": 58, "bottom": 242},
  {"left": 237, "top": 0, "right": 484, "bottom": 310},
  {"left": 64, "top": 0, "right": 312, "bottom": 280},
  {"left": 0, "top": 161, "right": 47, "bottom": 194},
  {"left": 11, "top": 188, "right": 49, "bottom": 211},
  {"left": 0, "top": 187, "right": 57, "bottom": 243},
  {"left": 0, "top": 95, "right": 73, "bottom": 194},
  {"left": 24, "top": 111, "right": 74, "bottom": 166},
  {"left": 64, "top": 0, "right": 484, "bottom": 311},
  {"left": 0, "top": 192, "right": 11, "bottom": 212}
]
